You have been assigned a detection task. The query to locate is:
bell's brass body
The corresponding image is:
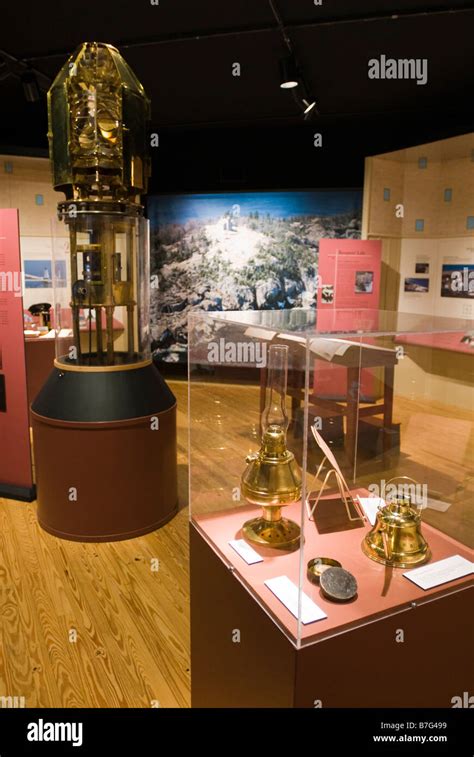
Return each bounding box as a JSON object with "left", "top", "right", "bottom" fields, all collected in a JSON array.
[
  {"left": 241, "top": 424, "right": 302, "bottom": 550},
  {"left": 362, "top": 497, "right": 431, "bottom": 568}
]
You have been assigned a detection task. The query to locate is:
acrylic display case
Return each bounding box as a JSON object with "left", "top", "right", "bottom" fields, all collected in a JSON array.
[
  {"left": 51, "top": 211, "right": 150, "bottom": 365},
  {"left": 188, "top": 308, "right": 474, "bottom": 708}
]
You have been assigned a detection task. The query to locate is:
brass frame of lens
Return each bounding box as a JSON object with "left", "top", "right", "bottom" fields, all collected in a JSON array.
[{"left": 47, "top": 42, "right": 151, "bottom": 370}]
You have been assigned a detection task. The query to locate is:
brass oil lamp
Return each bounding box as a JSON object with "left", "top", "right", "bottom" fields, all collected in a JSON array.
[
  {"left": 362, "top": 477, "right": 431, "bottom": 568},
  {"left": 241, "top": 345, "right": 302, "bottom": 550}
]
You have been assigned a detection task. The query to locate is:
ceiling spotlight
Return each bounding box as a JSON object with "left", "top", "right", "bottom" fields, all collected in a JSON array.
[
  {"left": 21, "top": 70, "right": 40, "bottom": 102},
  {"left": 279, "top": 56, "right": 299, "bottom": 89},
  {"left": 302, "top": 98, "right": 317, "bottom": 115}
]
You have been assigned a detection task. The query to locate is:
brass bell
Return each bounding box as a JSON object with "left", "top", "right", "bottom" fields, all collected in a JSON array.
[
  {"left": 362, "top": 480, "right": 431, "bottom": 568},
  {"left": 241, "top": 344, "right": 301, "bottom": 550},
  {"left": 241, "top": 424, "right": 302, "bottom": 550}
]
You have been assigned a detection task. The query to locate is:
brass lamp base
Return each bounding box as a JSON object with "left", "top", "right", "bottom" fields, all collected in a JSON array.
[
  {"left": 361, "top": 536, "right": 431, "bottom": 569},
  {"left": 243, "top": 516, "right": 300, "bottom": 550}
]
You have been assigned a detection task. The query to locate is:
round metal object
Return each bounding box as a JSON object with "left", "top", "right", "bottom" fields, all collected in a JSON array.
[
  {"left": 72, "top": 279, "right": 89, "bottom": 301},
  {"left": 307, "top": 557, "right": 342, "bottom": 585},
  {"left": 319, "top": 566, "right": 358, "bottom": 602},
  {"left": 242, "top": 516, "right": 300, "bottom": 550}
]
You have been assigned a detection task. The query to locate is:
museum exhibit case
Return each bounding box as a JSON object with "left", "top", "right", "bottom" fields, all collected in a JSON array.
[
  {"left": 31, "top": 42, "right": 178, "bottom": 541},
  {"left": 188, "top": 308, "right": 473, "bottom": 707}
]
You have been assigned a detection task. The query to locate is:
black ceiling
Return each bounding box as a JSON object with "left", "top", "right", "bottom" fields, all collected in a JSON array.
[{"left": 1, "top": 1, "right": 474, "bottom": 190}]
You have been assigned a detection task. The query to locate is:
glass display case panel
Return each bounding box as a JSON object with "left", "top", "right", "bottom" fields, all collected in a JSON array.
[
  {"left": 51, "top": 213, "right": 150, "bottom": 365},
  {"left": 353, "top": 329, "right": 473, "bottom": 546},
  {"left": 188, "top": 310, "right": 312, "bottom": 645},
  {"left": 189, "top": 309, "right": 473, "bottom": 649}
]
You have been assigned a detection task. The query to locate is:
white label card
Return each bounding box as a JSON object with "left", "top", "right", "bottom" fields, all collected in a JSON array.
[
  {"left": 243, "top": 327, "right": 277, "bottom": 341},
  {"left": 229, "top": 539, "right": 263, "bottom": 565},
  {"left": 357, "top": 496, "right": 385, "bottom": 526},
  {"left": 403, "top": 555, "right": 473, "bottom": 590},
  {"left": 425, "top": 497, "right": 452, "bottom": 513},
  {"left": 264, "top": 575, "right": 327, "bottom": 624}
]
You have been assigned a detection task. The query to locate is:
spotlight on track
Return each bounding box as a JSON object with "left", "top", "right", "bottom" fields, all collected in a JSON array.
[
  {"left": 279, "top": 56, "right": 299, "bottom": 89},
  {"left": 302, "top": 98, "right": 317, "bottom": 116}
]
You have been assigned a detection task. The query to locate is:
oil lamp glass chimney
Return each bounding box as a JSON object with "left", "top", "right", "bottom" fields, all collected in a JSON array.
[{"left": 261, "top": 345, "right": 289, "bottom": 435}]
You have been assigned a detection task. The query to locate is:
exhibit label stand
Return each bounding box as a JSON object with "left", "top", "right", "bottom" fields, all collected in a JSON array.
[{"left": 0, "top": 208, "right": 35, "bottom": 501}]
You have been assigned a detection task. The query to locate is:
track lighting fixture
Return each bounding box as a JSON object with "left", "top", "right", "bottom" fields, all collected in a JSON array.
[
  {"left": 0, "top": 50, "right": 50, "bottom": 101},
  {"left": 279, "top": 56, "right": 299, "bottom": 89},
  {"left": 302, "top": 98, "right": 317, "bottom": 116}
]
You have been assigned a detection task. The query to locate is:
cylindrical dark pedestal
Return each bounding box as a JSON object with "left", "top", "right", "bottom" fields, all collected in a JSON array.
[{"left": 31, "top": 360, "right": 178, "bottom": 542}]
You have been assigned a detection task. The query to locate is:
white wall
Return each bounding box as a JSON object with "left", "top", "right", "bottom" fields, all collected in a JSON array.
[
  {"left": 398, "top": 237, "right": 474, "bottom": 319},
  {"left": 0, "top": 155, "right": 71, "bottom": 313}
]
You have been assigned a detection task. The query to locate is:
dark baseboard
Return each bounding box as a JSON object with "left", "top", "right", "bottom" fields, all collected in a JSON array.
[{"left": 0, "top": 482, "right": 37, "bottom": 502}]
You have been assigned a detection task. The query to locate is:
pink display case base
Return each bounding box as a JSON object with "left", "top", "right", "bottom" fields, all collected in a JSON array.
[
  {"left": 193, "top": 494, "right": 473, "bottom": 646},
  {"left": 190, "top": 519, "right": 473, "bottom": 707}
]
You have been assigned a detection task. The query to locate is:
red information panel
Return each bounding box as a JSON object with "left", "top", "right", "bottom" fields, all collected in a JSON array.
[
  {"left": 0, "top": 209, "right": 35, "bottom": 500},
  {"left": 315, "top": 239, "right": 382, "bottom": 399}
]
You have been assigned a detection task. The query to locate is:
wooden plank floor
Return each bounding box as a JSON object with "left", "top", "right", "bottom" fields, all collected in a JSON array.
[
  {"left": 0, "top": 381, "right": 190, "bottom": 708},
  {"left": 0, "top": 379, "right": 472, "bottom": 707}
]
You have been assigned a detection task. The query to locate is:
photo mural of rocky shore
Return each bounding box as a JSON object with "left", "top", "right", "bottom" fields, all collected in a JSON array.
[{"left": 148, "top": 190, "right": 362, "bottom": 362}]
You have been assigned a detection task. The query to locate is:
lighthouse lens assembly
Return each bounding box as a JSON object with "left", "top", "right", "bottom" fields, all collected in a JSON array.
[
  {"left": 46, "top": 41, "right": 152, "bottom": 369},
  {"left": 32, "top": 41, "right": 179, "bottom": 543}
]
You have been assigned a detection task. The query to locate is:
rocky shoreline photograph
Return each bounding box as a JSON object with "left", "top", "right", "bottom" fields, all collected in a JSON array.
[{"left": 148, "top": 190, "right": 362, "bottom": 362}]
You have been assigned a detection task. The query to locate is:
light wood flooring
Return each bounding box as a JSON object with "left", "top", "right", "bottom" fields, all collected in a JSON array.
[
  {"left": 0, "top": 379, "right": 472, "bottom": 707},
  {"left": 0, "top": 381, "right": 190, "bottom": 708}
]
